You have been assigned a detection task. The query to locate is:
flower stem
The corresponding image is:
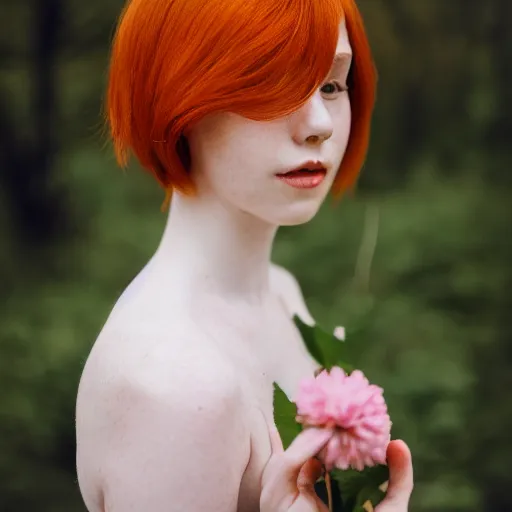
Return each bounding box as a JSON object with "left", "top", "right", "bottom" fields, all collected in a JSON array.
[{"left": 325, "top": 471, "right": 333, "bottom": 512}]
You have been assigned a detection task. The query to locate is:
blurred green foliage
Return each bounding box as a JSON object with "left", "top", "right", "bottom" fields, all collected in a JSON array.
[{"left": 0, "top": 0, "right": 511, "bottom": 510}]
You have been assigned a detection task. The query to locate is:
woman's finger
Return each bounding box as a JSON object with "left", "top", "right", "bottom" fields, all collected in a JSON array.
[
  {"left": 297, "top": 456, "right": 324, "bottom": 491},
  {"left": 377, "top": 440, "right": 413, "bottom": 510},
  {"left": 281, "top": 428, "right": 333, "bottom": 473},
  {"left": 263, "top": 427, "right": 333, "bottom": 493}
]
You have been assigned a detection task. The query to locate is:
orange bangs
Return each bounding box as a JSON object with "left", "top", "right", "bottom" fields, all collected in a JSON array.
[{"left": 106, "top": 0, "right": 377, "bottom": 197}]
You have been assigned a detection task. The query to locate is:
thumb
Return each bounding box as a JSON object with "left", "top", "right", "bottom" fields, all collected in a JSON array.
[{"left": 377, "top": 440, "right": 413, "bottom": 510}]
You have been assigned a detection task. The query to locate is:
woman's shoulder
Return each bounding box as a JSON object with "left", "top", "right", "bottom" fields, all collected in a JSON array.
[
  {"left": 84, "top": 296, "right": 239, "bottom": 399},
  {"left": 89, "top": 325, "right": 244, "bottom": 425},
  {"left": 77, "top": 313, "right": 250, "bottom": 512},
  {"left": 79, "top": 257, "right": 243, "bottom": 407},
  {"left": 77, "top": 295, "right": 248, "bottom": 467}
]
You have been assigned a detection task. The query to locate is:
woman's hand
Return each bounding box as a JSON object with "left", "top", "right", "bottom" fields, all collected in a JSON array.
[
  {"left": 261, "top": 427, "right": 413, "bottom": 512},
  {"left": 260, "top": 426, "right": 333, "bottom": 512},
  {"left": 372, "top": 440, "right": 414, "bottom": 512}
]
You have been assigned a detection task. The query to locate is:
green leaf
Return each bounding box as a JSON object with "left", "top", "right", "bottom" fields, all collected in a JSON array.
[
  {"left": 332, "top": 464, "right": 389, "bottom": 510},
  {"left": 273, "top": 382, "right": 302, "bottom": 450},
  {"left": 293, "top": 315, "right": 352, "bottom": 371},
  {"left": 314, "top": 324, "right": 354, "bottom": 372},
  {"left": 355, "top": 485, "right": 386, "bottom": 509}
]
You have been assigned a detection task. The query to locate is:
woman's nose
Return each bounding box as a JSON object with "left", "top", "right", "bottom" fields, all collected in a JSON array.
[{"left": 291, "top": 91, "right": 334, "bottom": 146}]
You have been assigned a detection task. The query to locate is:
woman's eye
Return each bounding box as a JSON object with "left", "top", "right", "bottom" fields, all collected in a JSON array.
[{"left": 320, "top": 81, "right": 348, "bottom": 96}]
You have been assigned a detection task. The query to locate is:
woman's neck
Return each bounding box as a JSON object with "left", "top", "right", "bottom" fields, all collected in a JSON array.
[{"left": 155, "top": 191, "right": 278, "bottom": 299}]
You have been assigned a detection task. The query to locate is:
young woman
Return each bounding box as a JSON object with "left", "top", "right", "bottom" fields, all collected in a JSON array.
[{"left": 76, "top": 0, "right": 414, "bottom": 510}]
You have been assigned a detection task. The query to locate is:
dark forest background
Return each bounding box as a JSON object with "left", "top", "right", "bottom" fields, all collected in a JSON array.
[{"left": 0, "top": 0, "right": 511, "bottom": 510}]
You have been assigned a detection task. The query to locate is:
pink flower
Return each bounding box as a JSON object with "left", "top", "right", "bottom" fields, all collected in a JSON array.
[{"left": 295, "top": 367, "right": 391, "bottom": 471}]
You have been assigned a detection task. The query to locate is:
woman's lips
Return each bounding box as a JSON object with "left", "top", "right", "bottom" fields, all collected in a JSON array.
[{"left": 276, "top": 168, "right": 327, "bottom": 189}]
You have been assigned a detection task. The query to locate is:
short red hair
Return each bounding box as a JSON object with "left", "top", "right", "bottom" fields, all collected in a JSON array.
[{"left": 106, "top": 0, "right": 377, "bottom": 197}]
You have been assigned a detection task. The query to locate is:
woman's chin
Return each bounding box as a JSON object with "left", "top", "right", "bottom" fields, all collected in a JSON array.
[{"left": 270, "top": 200, "right": 323, "bottom": 227}]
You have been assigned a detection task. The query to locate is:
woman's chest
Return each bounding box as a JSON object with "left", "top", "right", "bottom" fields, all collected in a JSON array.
[
  {"left": 195, "top": 293, "right": 318, "bottom": 397},
  {"left": 198, "top": 300, "right": 319, "bottom": 511}
]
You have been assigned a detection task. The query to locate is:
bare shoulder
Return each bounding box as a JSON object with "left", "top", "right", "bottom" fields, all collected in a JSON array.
[
  {"left": 270, "top": 262, "right": 315, "bottom": 324},
  {"left": 105, "top": 327, "right": 244, "bottom": 414},
  {"left": 77, "top": 320, "right": 250, "bottom": 512},
  {"left": 76, "top": 263, "right": 253, "bottom": 510},
  {"left": 78, "top": 294, "right": 245, "bottom": 427},
  {"left": 97, "top": 327, "right": 247, "bottom": 445}
]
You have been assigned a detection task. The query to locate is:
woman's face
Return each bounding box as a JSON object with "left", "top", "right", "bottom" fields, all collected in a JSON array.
[{"left": 187, "top": 21, "right": 353, "bottom": 226}]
